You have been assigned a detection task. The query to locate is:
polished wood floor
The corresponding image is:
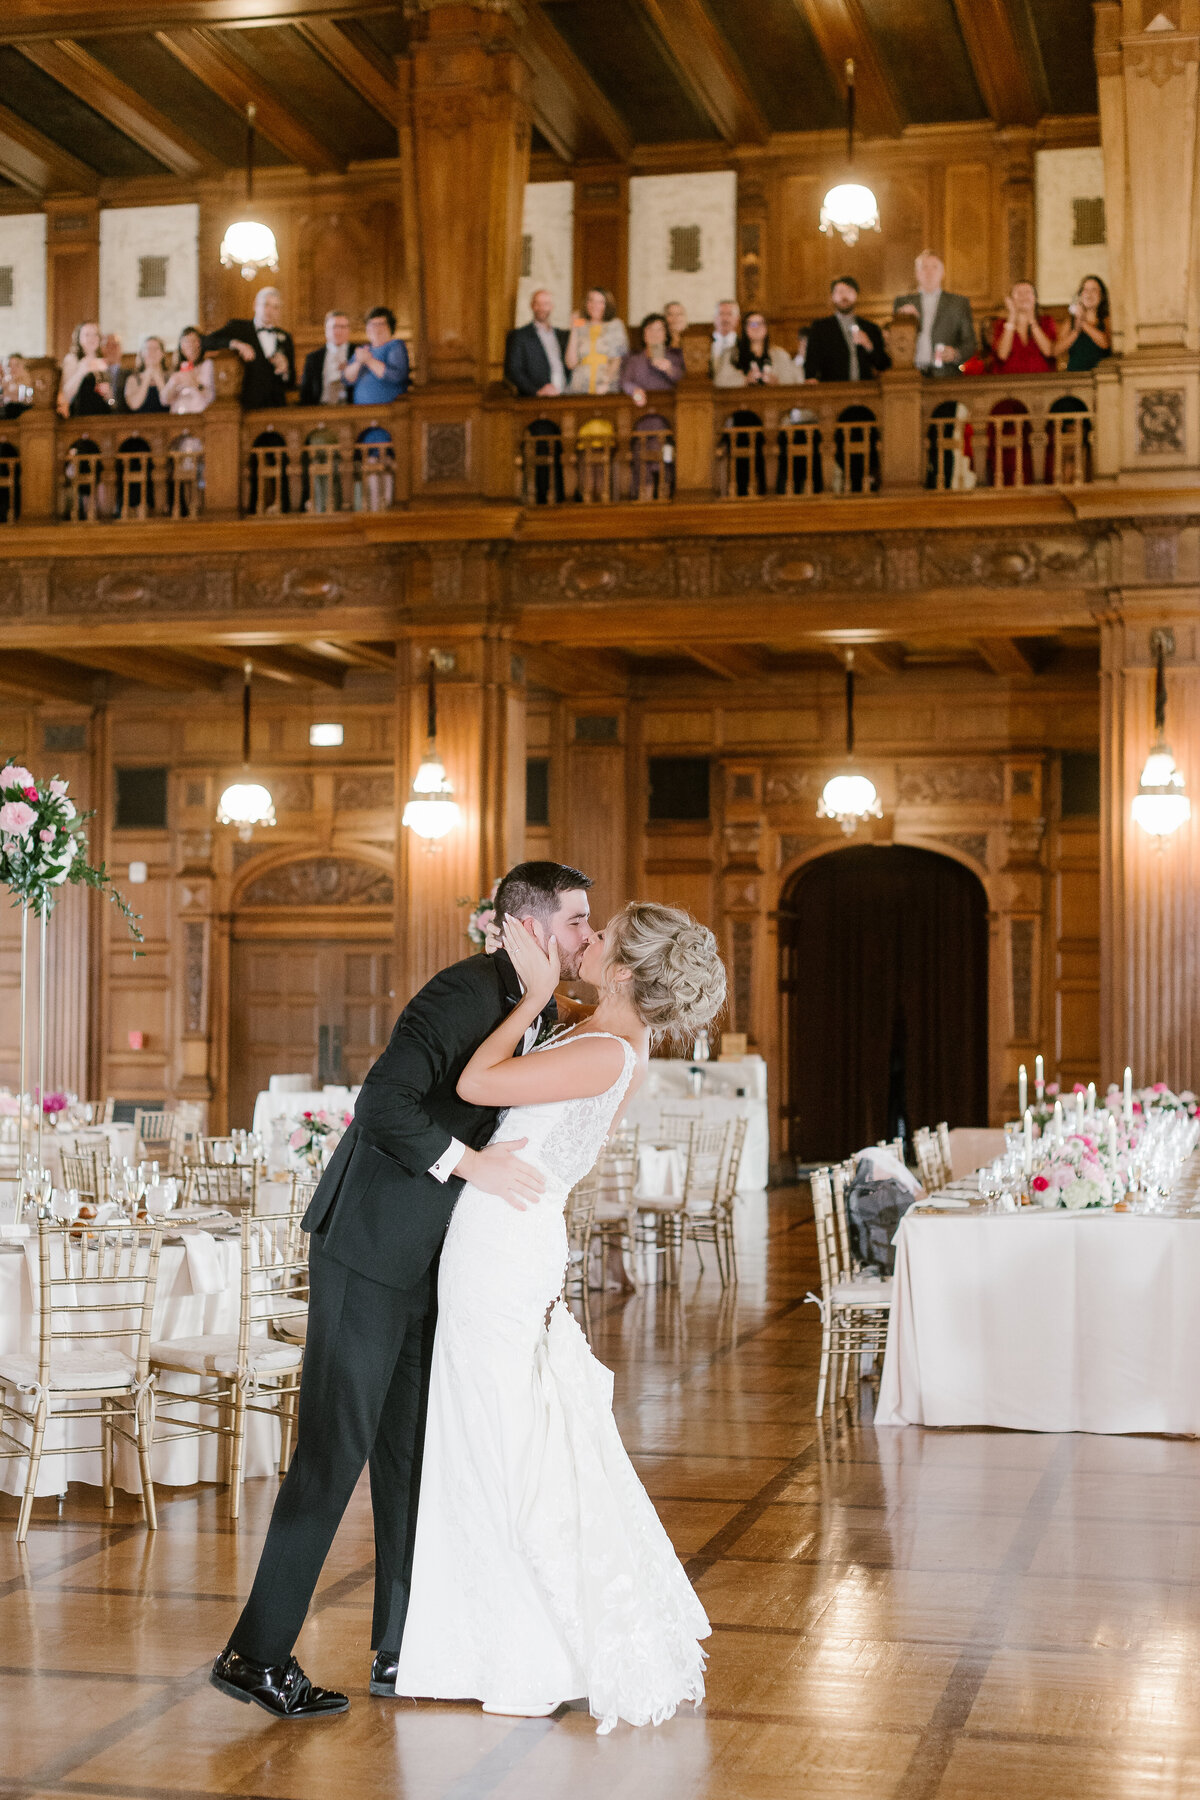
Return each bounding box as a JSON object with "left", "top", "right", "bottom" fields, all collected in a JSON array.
[{"left": 3, "top": 1188, "right": 1200, "bottom": 1800}]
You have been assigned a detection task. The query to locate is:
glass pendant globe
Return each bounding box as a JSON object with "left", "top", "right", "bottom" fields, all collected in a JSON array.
[
  {"left": 1131, "top": 741, "right": 1190, "bottom": 837},
  {"left": 819, "top": 182, "right": 881, "bottom": 247},
  {"left": 818, "top": 771, "right": 882, "bottom": 835},
  {"left": 216, "top": 781, "right": 276, "bottom": 843},
  {"left": 220, "top": 219, "right": 279, "bottom": 281},
  {"left": 403, "top": 752, "right": 460, "bottom": 841}
]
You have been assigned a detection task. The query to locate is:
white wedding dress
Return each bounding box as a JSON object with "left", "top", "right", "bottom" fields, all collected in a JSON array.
[{"left": 393, "top": 1031, "right": 710, "bottom": 1734}]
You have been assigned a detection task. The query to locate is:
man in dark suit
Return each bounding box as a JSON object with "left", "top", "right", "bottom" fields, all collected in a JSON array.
[
  {"left": 504, "top": 288, "right": 569, "bottom": 396},
  {"left": 299, "top": 309, "right": 354, "bottom": 407},
  {"left": 804, "top": 277, "right": 891, "bottom": 383},
  {"left": 204, "top": 285, "right": 296, "bottom": 410},
  {"left": 894, "top": 249, "right": 977, "bottom": 375},
  {"left": 211, "top": 861, "right": 596, "bottom": 1720}
]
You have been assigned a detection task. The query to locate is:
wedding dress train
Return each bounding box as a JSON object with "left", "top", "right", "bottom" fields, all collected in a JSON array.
[{"left": 393, "top": 1032, "right": 710, "bottom": 1734}]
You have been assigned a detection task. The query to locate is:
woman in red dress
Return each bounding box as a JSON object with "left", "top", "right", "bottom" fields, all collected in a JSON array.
[{"left": 990, "top": 281, "right": 1057, "bottom": 372}]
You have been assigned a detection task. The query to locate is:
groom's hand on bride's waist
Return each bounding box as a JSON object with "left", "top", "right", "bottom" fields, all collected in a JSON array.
[{"left": 454, "top": 1139, "right": 545, "bottom": 1211}]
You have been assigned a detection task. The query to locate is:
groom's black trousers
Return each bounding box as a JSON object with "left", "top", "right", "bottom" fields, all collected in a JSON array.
[{"left": 228, "top": 1242, "right": 437, "bottom": 1667}]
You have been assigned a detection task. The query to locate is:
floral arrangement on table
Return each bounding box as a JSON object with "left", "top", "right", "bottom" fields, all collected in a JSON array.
[
  {"left": 289, "top": 1108, "right": 353, "bottom": 1169},
  {"left": 41, "top": 1090, "right": 68, "bottom": 1120},
  {"left": 1029, "top": 1129, "right": 1119, "bottom": 1209},
  {"left": 458, "top": 880, "right": 500, "bottom": 951},
  {"left": 0, "top": 760, "right": 142, "bottom": 944},
  {"left": 1027, "top": 1082, "right": 1060, "bottom": 1130},
  {"left": 1104, "top": 1081, "right": 1199, "bottom": 1119}
]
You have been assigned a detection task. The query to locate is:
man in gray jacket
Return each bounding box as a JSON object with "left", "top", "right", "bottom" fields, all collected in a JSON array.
[{"left": 894, "top": 250, "right": 976, "bottom": 375}]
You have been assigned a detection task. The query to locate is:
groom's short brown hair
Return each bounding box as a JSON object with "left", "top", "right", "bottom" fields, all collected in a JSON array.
[{"left": 493, "top": 860, "right": 592, "bottom": 928}]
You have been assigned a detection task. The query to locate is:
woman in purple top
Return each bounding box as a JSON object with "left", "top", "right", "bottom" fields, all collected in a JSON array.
[{"left": 621, "top": 313, "right": 684, "bottom": 407}]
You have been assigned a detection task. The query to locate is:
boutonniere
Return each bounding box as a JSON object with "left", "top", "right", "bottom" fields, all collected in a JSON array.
[{"left": 533, "top": 1020, "right": 571, "bottom": 1051}]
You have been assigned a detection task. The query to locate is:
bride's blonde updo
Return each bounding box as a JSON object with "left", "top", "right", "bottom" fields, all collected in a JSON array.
[{"left": 601, "top": 902, "right": 726, "bottom": 1042}]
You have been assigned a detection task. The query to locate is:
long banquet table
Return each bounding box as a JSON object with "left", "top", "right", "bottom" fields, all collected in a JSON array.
[{"left": 875, "top": 1159, "right": 1200, "bottom": 1435}]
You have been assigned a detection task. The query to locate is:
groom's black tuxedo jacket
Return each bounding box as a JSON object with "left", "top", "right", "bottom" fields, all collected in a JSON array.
[{"left": 302, "top": 948, "right": 553, "bottom": 1290}]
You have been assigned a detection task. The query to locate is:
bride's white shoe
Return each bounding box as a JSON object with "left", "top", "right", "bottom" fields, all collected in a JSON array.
[{"left": 481, "top": 1700, "right": 559, "bottom": 1718}]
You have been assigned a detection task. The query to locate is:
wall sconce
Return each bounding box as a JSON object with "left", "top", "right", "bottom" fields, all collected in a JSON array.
[{"left": 1132, "top": 629, "right": 1190, "bottom": 839}]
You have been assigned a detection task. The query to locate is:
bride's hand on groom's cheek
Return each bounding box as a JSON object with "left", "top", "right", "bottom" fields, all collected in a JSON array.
[{"left": 502, "top": 916, "right": 560, "bottom": 1008}]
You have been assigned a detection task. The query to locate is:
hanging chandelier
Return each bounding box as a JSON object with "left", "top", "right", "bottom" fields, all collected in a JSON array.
[
  {"left": 220, "top": 105, "right": 278, "bottom": 281},
  {"left": 216, "top": 661, "right": 276, "bottom": 841},
  {"left": 818, "top": 650, "right": 882, "bottom": 835},
  {"left": 402, "top": 653, "right": 461, "bottom": 844},
  {"left": 819, "top": 60, "right": 880, "bottom": 248},
  {"left": 1132, "top": 630, "right": 1190, "bottom": 838}
]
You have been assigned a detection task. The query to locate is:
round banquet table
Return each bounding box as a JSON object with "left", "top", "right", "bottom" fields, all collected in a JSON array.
[
  {"left": 876, "top": 1195, "right": 1200, "bottom": 1435},
  {"left": 0, "top": 1231, "right": 280, "bottom": 1498},
  {"left": 38, "top": 1123, "right": 138, "bottom": 1185}
]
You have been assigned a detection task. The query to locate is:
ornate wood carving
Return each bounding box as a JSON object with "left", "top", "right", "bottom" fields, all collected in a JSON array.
[
  {"left": 183, "top": 920, "right": 207, "bottom": 1036},
  {"left": 730, "top": 918, "right": 753, "bottom": 1037},
  {"left": 240, "top": 856, "right": 394, "bottom": 907},
  {"left": 1142, "top": 529, "right": 1180, "bottom": 581},
  {"left": 1137, "top": 390, "right": 1185, "bottom": 456},
  {"left": 1010, "top": 917, "right": 1035, "bottom": 1041},
  {"left": 271, "top": 774, "right": 314, "bottom": 813},
  {"left": 423, "top": 421, "right": 469, "bottom": 484},
  {"left": 334, "top": 772, "right": 395, "bottom": 810},
  {"left": 896, "top": 763, "right": 1004, "bottom": 806},
  {"left": 765, "top": 768, "right": 824, "bottom": 806},
  {"left": 777, "top": 833, "right": 825, "bottom": 867},
  {"left": 936, "top": 832, "right": 990, "bottom": 868}
]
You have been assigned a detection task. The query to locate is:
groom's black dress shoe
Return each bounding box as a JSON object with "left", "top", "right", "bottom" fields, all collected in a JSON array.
[
  {"left": 210, "top": 1648, "right": 349, "bottom": 1719},
  {"left": 369, "top": 1650, "right": 399, "bottom": 1696}
]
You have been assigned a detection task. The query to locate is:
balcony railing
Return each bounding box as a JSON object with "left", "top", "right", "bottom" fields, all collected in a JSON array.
[{"left": 0, "top": 366, "right": 1103, "bottom": 527}]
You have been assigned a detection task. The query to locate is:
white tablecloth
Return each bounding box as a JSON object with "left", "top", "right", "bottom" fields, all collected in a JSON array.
[
  {"left": 251, "top": 1087, "right": 358, "bottom": 1140},
  {"left": 0, "top": 1231, "right": 279, "bottom": 1496},
  {"left": 39, "top": 1123, "right": 138, "bottom": 1185},
  {"left": 876, "top": 1206, "right": 1200, "bottom": 1434},
  {"left": 622, "top": 1092, "right": 769, "bottom": 1189},
  {"left": 644, "top": 1055, "right": 768, "bottom": 1101}
]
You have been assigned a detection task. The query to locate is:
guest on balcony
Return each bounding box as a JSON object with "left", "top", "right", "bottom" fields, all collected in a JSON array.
[
  {"left": 164, "top": 327, "right": 214, "bottom": 415},
  {"left": 664, "top": 300, "right": 688, "bottom": 352},
  {"left": 121, "top": 336, "right": 170, "bottom": 415},
  {"left": 804, "top": 278, "right": 891, "bottom": 382},
  {"left": 203, "top": 287, "right": 296, "bottom": 410},
  {"left": 711, "top": 298, "right": 740, "bottom": 371},
  {"left": 1056, "top": 275, "right": 1112, "bottom": 372},
  {"left": 2, "top": 353, "right": 31, "bottom": 419},
  {"left": 621, "top": 313, "right": 684, "bottom": 407},
  {"left": 58, "top": 321, "right": 115, "bottom": 417},
  {"left": 991, "top": 281, "right": 1057, "bottom": 374},
  {"left": 343, "top": 306, "right": 409, "bottom": 404},
  {"left": 300, "top": 310, "right": 354, "bottom": 406},
  {"left": 895, "top": 250, "right": 976, "bottom": 375},
  {"left": 504, "top": 289, "right": 568, "bottom": 396},
  {"left": 566, "top": 288, "right": 628, "bottom": 395},
  {"left": 713, "top": 311, "right": 798, "bottom": 388}
]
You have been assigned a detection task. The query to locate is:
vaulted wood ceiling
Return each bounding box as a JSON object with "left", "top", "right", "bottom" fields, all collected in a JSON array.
[{"left": 0, "top": 0, "right": 1097, "bottom": 199}]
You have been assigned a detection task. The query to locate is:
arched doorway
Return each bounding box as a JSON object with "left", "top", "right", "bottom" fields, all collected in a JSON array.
[
  {"left": 226, "top": 854, "right": 395, "bottom": 1129},
  {"left": 778, "top": 845, "right": 988, "bottom": 1164}
]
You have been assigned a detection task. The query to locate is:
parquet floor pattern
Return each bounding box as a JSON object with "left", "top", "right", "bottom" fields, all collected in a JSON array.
[{"left": 2, "top": 1188, "right": 1200, "bottom": 1799}]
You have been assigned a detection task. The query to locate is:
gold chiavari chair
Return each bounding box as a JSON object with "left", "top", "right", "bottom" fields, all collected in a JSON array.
[
  {"left": 804, "top": 1168, "right": 892, "bottom": 1418},
  {"left": 936, "top": 1121, "right": 954, "bottom": 1182},
  {"left": 60, "top": 1146, "right": 114, "bottom": 1205},
  {"left": 150, "top": 1210, "right": 304, "bottom": 1519},
  {"left": 132, "top": 1108, "right": 177, "bottom": 1169},
  {"left": 187, "top": 1162, "right": 258, "bottom": 1213},
  {"left": 0, "top": 1220, "right": 163, "bottom": 1540},
  {"left": 199, "top": 1136, "right": 240, "bottom": 1166},
  {"left": 913, "top": 1127, "right": 946, "bottom": 1192},
  {"left": 591, "top": 1125, "right": 640, "bottom": 1293},
  {"left": 682, "top": 1116, "right": 748, "bottom": 1287},
  {"left": 563, "top": 1168, "right": 599, "bottom": 1338},
  {"left": 633, "top": 1117, "right": 731, "bottom": 1286},
  {"left": 173, "top": 1101, "right": 206, "bottom": 1168}
]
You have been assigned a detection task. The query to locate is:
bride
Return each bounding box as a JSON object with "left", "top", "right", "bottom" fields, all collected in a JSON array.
[{"left": 391, "top": 901, "right": 726, "bottom": 1733}]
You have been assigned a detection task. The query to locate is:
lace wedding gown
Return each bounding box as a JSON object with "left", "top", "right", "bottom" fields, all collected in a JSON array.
[{"left": 393, "top": 1031, "right": 710, "bottom": 1734}]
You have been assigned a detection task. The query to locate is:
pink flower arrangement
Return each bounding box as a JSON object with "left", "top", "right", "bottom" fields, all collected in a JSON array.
[
  {"left": 41, "top": 1091, "right": 67, "bottom": 1116},
  {"left": 288, "top": 1106, "right": 350, "bottom": 1165},
  {"left": 0, "top": 755, "right": 141, "bottom": 943},
  {"left": 459, "top": 880, "right": 500, "bottom": 950}
]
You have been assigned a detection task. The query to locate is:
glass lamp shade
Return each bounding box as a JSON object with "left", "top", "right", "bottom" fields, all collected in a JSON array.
[
  {"left": 402, "top": 752, "right": 460, "bottom": 841},
  {"left": 219, "top": 218, "right": 279, "bottom": 281},
  {"left": 817, "top": 771, "right": 883, "bottom": 835},
  {"left": 819, "top": 182, "right": 881, "bottom": 247},
  {"left": 1131, "top": 740, "right": 1191, "bottom": 837},
  {"left": 216, "top": 780, "right": 276, "bottom": 842}
]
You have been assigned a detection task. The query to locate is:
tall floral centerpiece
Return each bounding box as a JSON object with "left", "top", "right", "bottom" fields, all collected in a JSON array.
[
  {"left": 0, "top": 760, "right": 141, "bottom": 1192},
  {"left": 459, "top": 880, "right": 500, "bottom": 952}
]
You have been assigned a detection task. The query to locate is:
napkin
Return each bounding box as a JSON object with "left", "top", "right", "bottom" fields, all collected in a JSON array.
[
  {"left": 916, "top": 1194, "right": 971, "bottom": 1210},
  {"left": 183, "top": 1231, "right": 226, "bottom": 1295}
]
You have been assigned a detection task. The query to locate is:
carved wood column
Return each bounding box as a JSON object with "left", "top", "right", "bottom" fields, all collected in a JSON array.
[
  {"left": 404, "top": 0, "right": 532, "bottom": 385},
  {"left": 1100, "top": 612, "right": 1200, "bottom": 1089}
]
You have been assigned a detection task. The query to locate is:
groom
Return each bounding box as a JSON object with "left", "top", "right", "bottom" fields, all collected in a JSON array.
[{"left": 212, "top": 861, "right": 595, "bottom": 1718}]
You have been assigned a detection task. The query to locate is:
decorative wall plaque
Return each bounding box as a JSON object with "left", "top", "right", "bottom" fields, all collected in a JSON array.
[{"left": 1138, "top": 389, "right": 1185, "bottom": 456}]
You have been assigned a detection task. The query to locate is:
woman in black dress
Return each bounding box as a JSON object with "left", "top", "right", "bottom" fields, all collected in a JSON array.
[{"left": 58, "top": 320, "right": 114, "bottom": 417}]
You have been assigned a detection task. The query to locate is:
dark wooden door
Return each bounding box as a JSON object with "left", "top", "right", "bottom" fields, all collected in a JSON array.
[
  {"left": 778, "top": 846, "right": 988, "bottom": 1165},
  {"left": 228, "top": 938, "right": 393, "bottom": 1129}
]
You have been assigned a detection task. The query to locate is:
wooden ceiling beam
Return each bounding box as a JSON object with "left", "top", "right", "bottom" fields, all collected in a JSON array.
[
  {"left": 520, "top": 4, "right": 633, "bottom": 162},
  {"left": 789, "top": 0, "right": 905, "bottom": 139},
  {"left": 17, "top": 39, "right": 223, "bottom": 177},
  {"left": 847, "top": 642, "right": 904, "bottom": 676},
  {"left": 680, "top": 645, "right": 766, "bottom": 681},
  {"left": 0, "top": 3, "right": 398, "bottom": 43},
  {"left": 975, "top": 636, "right": 1038, "bottom": 676},
  {"left": 0, "top": 652, "right": 99, "bottom": 704},
  {"left": 292, "top": 19, "right": 396, "bottom": 123},
  {"left": 52, "top": 646, "right": 228, "bottom": 689},
  {"left": 520, "top": 644, "right": 629, "bottom": 698},
  {"left": 155, "top": 26, "right": 344, "bottom": 171},
  {"left": 0, "top": 102, "right": 97, "bottom": 195},
  {"left": 305, "top": 638, "right": 396, "bottom": 672},
  {"left": 949, "top": 0, "right": 1048, "bottom": 127},
  {"left": 636, "top": 0, "right": 769, "bottom": 145}
]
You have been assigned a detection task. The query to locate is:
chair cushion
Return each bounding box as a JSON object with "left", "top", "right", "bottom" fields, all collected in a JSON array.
[
  {"left": 0, "top": 1349, "right": 138, "bottom": 1392},
  {"left": 149, "top": 1334, "right": 302, "bottom": 1377},
  {"left": 831, "top": 1278, "right": 893, "bottom": 1309},
  {"left": 272, "top": 1312, "right": 307, "bottom": 1344}
]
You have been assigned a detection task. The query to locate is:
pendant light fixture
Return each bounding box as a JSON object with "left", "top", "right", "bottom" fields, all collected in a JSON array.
[
  {"left": 818, "top": 650, "right": 882, "bottom": 835},
  {"left": 220, "top": 104, "right": 279, "bottom": 281},
  {"left": 1132, "top": 629, "right": 1191, "bottom": 838},
  {"left": 819, "top": 60, "right": 881, "bottom": 248},
  {"left": 402, "top": 653, "right": 461, "bottom": 844},
  {"left": 216, "top": 661, "right": 276, "bottom": 841}
]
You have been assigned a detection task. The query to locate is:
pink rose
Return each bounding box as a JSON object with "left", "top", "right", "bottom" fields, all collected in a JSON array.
[
  {"left": 1046, "top": 1082, "right": 1060, "bottom": 1097},
  {"left": 289, "top": 1127, "right": 307, "bottom": 1150},
  {"left": 22, "top": 786, "right": 37, "bottom": 802},
  {"left": 1031, "top": 1174, "right": 1050, "bottom": 1192},
  {"left": 1072, "top": 1083, "right": 1086, "bottom": 1095},
  {"left": 343, "top": 1111, "right": 352, "bottom": 1126},
  {"left": 0, "top": 765, "right": 34, "bottom": 792},
  {"left": 0, "top": 800, "right": 36, "bottom": 837},
  {"left": 1154, "top": 1082, "right": 1168, "bottom": 1094},
  {"left": 38, "top": 829, "right": 54, "bottom": 843},
  {"left": 49, "top": 779, "right": 68, "bottom": 799}
]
